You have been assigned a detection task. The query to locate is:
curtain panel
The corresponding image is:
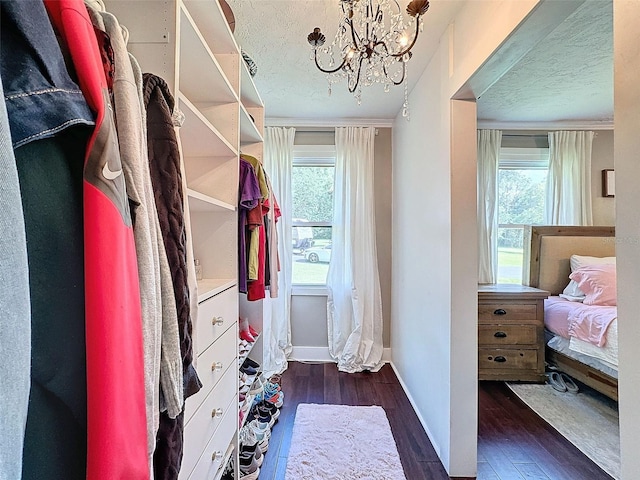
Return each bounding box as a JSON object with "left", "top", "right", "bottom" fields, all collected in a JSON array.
[
  {"left": 263, "top": 126, "right": 295, "bottom": 378},
  {"left": 327, "top": 126, "right": 384, "bottom": 373},
  {"left": 545, "top": 130, "right": 594, "bottom": 225},
  {"left": 477, "top": 129, "right": 502, "bottom": 284}
]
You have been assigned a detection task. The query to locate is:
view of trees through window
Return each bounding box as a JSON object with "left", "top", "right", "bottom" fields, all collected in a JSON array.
[
  {"left": 291, "top": 164, "right": 334, "bottom": 285},
  {"left": 497, "top": 168, "right": 547, "bottom": 283}
]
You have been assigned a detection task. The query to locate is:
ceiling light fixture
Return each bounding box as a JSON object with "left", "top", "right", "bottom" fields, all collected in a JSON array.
[{"left": 306, "top": 0, "right": 430, "bottom": 118}]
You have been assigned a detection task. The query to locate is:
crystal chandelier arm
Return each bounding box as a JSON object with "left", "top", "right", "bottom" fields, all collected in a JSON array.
[
  {"left": 382, "top": 59, "right": 406, "bottom": 86},
  {"left": 346, "top": 17, "right": 360, "bottom": 48},
  {"left": 391, "top": 14, "right": 421, "bottom": 58},
  {"left": 348, "top": 55, "right": 365, "bottom": 93},
  {"left": 313, "top": 48, "right": 348, "bottom": 74}
]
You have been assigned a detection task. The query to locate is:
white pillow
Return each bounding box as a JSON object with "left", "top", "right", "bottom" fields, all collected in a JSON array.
[{"left": 561, "top": 255, "right": 616, "bottom": 301}]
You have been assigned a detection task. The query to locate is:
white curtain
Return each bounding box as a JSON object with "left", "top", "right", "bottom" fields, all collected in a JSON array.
[
  {"left": 262, "top": 127, "right": 295, "bottom": 377},
  {"left": 545, "top": 131, "right": 594, "bottom": 225},
  {"left": 477, "top": 129, "right": 502, "bottom": 284},
  {"left": 327, "top": 126, "right": 384, "bottom": 373}
]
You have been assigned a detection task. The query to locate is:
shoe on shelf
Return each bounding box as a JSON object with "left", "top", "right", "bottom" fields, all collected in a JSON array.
[
  {"left": 244, "top": 421, "right": 270, "bottom": 451},
  {"left": 264, "top": 389, "right": 283, "bottom": 409},
  {"left": 248, "top": 324, "right": 259, "bottom": 338},
  {"left": 248, "top": 376, "right": 264, "bottom": 396},
  {"left": 240, "top": 364, "right": 258, "bottom": 376},
  {"left": 239, "top": 328, "right": 255, "bottom": 343},
  {"left": 253, "top": 400, "right": 280, "bottom": 422},
  {"left": 240, "top": 442, "right": 263, "bottom": 468},
  {"left": 239, "top": 451, "right": 260, "bottom": 480},
  {"left": 243, "top": 357, "right": 261, "bottom": 370}
]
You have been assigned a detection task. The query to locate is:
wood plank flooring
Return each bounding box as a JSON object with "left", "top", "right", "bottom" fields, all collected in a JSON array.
[{"left": 253, "top": 362, "right": 613, "bottom": 480}]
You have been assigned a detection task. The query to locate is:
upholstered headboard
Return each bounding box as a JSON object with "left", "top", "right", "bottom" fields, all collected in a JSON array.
[{"left": 524, "top": 226, "right": 615, "bottom": 295}]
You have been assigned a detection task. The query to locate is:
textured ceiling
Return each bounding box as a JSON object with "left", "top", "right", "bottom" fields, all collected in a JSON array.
[
  {"left": 227, "top": 0, "right": 465, "bottom": 122},
  {"left": 477, "top": 0, "right": 613, "bottom": 125},
  {"left": 227, "top": 0, "right": 613, "bottom": 124}
]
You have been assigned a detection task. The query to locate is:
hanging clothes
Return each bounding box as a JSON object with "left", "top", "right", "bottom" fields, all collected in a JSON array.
[
  {"left": 238, "top": 158, "right": 262, "bottom": 294},
  {"left": 1, "top": 2, "right": 96, "bottom": 478},
  {"left": 88, "top": 7, "right": 184, "bottom": 470},
  {"left": 143, "top": 72, "right": 201, "bottom": 480},
  {"left": 0, "top": 76, "right": 32, "bottom": 480},
  {"left": 44, "top": 0, "right": 149, "bottom": 478},
  {"left": 265, "top": 175, "right": 282, "bottom": 298}
]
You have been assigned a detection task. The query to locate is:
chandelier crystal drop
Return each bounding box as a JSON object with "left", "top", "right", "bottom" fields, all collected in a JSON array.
[{"left": 307, "top": 0, "right": 429, "bottom": 112}]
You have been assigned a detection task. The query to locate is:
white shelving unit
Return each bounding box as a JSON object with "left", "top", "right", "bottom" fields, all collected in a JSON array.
[{"left": 104, "top": 1, "right": 265, "bottom": 478}]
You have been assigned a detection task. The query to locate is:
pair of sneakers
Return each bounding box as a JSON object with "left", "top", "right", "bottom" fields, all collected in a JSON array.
[
  {"left": 239, "top": 424, "right": 264, "bottom": 480},
  {"left": 242, "top": 419, "right": 270, "bottom": 452}
]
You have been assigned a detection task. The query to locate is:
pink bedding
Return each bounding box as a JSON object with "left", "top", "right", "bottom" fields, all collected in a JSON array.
[{"left": 544, "top": 296, "right": 617, "bottom": 347}]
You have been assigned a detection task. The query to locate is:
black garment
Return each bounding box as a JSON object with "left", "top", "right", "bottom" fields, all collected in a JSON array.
[
  {"left": 144, "top": 73, "right": 200, "bottom": 480},
  {"left": 17, "top": 128, "right": 90, "bottom": 480},
  {"left": 153, "top": 411, "right": 185, "bottom": 480}
]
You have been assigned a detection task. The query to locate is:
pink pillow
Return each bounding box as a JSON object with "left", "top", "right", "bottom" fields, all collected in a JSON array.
[{"left": 569, "top": 264, "right": 617, "bottom": 306}]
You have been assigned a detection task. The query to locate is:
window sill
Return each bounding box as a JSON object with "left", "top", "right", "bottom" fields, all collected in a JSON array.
[{"left": 291, "top": 285, "right": 328, "bottom": 296}]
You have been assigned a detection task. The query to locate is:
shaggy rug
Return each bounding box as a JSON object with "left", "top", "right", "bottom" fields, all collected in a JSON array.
[
  {"left": 285, "top": 404, "right": 406, "bottom": 480},
  {"left": 507, "top": 382, "right": 620, "bottom": 479}
]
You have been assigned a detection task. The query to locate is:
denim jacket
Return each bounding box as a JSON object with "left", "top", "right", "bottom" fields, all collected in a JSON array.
[{"left": 0, "top": 0, "right": 94, "bottom": 149}]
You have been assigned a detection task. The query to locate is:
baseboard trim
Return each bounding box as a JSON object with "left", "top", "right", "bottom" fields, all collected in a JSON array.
[
  {"left": 389, "top": 361, "right": 441, "bottom": 458},
  {"left": 290, "top": 346, "right": 392, "bottom": 364}
]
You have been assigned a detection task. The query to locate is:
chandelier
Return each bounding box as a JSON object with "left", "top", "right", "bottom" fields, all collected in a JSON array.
[{"left": 306, "top": 0, "right": 430, "bottom": 117}]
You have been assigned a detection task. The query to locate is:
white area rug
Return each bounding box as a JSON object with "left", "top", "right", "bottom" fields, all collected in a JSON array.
[
  {"left": 507, "top": 382, "right": 620, "bottom": 479},
  {"left": 285, "top": 404, "right": 406, "bottom": 480}
]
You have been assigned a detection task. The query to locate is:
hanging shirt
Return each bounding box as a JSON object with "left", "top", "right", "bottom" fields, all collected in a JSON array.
[
  {"left": 239, "top": 159, "right": 261, "bottom": 293},
  {"left": 44, "top": 1, "right": 149, "bottom": 478}
]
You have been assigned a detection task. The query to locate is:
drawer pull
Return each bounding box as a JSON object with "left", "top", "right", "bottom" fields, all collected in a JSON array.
[
  {"left": 211, "top": 450, "right": 223, "bottom": 462},
  {"left": 494, "top": 331, "right": 507, "bottom": 338},
  {"left": 493, "top": 356, "right": 507, "bottom": 363},
  {"left": 212, "top": 316, "right": 224, "bottom": 326},
  {"left": 493, "top": 308, "right": 507, "bottom": 315},
  {"left": 211, "top": 362, "right": 223, "bottom": 371},
  {"left": 212, "top": 408, "right": 224, "bottom": 418}
]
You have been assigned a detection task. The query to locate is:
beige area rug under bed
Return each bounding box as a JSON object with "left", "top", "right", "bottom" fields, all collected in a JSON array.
[
  {"left": 285, "top": 403, "right": 407, "bottom": 480},
  {"left": 507, "top": 382, "right": 620, "bottom": 479}
]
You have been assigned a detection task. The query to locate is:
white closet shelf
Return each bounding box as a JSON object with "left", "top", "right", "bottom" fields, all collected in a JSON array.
[
  {"left": 240, "top": 61, "right": 263, "bottom": 108},
  {"left": 182, "top": 0, "right": 238, "bottom": 55},
  {"left": 197, "top": 278, "right": 238, "bottom": 303},
  {"left": 240, "top": 103, "right": 263, "bottom": 144},
  {"left": 188, "top": 189, "right": 235, "bottom": 213},
  {"left": 179, "top": 4, "right": 238, "bottom": 104},
  {"left": 179, "top": 94, "right": 238, "bottom": 158}
]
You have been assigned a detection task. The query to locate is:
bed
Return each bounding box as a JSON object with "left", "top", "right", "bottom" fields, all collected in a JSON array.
[{"left": 523, "top": 225, "right": 618, "bottom": 401}]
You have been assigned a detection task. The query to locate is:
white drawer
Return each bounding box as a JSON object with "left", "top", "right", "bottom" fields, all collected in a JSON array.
[
  {"left": 196, "top": 286, "right": 238, "bottom": 355},
  {"left": 181, "top": 369, "right": 237, "bottom": 479},
  {"left": 185, "top": 323, "right": 237, "bottom": 422},
  {"left": 187, "top": 397, "right": 237, "bottom": 480}
]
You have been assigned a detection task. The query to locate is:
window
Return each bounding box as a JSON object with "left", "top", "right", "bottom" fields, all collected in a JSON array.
[
  {"left": 291, "top": 146, "right": 335, "bottom": 288},
  {"left": 497, "top": 147, "right": 549, "bottom": 283}
]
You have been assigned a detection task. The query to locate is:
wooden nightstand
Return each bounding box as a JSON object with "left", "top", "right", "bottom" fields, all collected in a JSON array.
[{"left": 478, "top": 284, "right": 549, "bottom": 382}]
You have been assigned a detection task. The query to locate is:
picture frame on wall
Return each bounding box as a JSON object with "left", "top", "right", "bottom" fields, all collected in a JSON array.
[{"left": 602, "top": 169, "right": 615, "bottom": 197}]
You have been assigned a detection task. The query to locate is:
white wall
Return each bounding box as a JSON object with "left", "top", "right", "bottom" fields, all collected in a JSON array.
[
  {"left": 391, "top": 0, "right": 540, "bottom": 476},
  {"left": 613, "top": 1, "right": 640, "bottom": 477}
]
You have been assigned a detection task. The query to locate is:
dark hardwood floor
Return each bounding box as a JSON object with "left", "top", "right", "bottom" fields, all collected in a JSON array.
[{"left": 253, "top": 362, "right": 613, "bottom": 480}]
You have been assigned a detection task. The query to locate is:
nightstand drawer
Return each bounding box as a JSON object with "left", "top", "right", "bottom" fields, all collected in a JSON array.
[
  {"left": 478, "top": 303, "right": 537, "bottom": 322},
  {"left": 479, "top": 348, "right": 538, "bottom": 371},
  {"left": 478, "top": 325, "right": 537, "bottom": 346}
]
